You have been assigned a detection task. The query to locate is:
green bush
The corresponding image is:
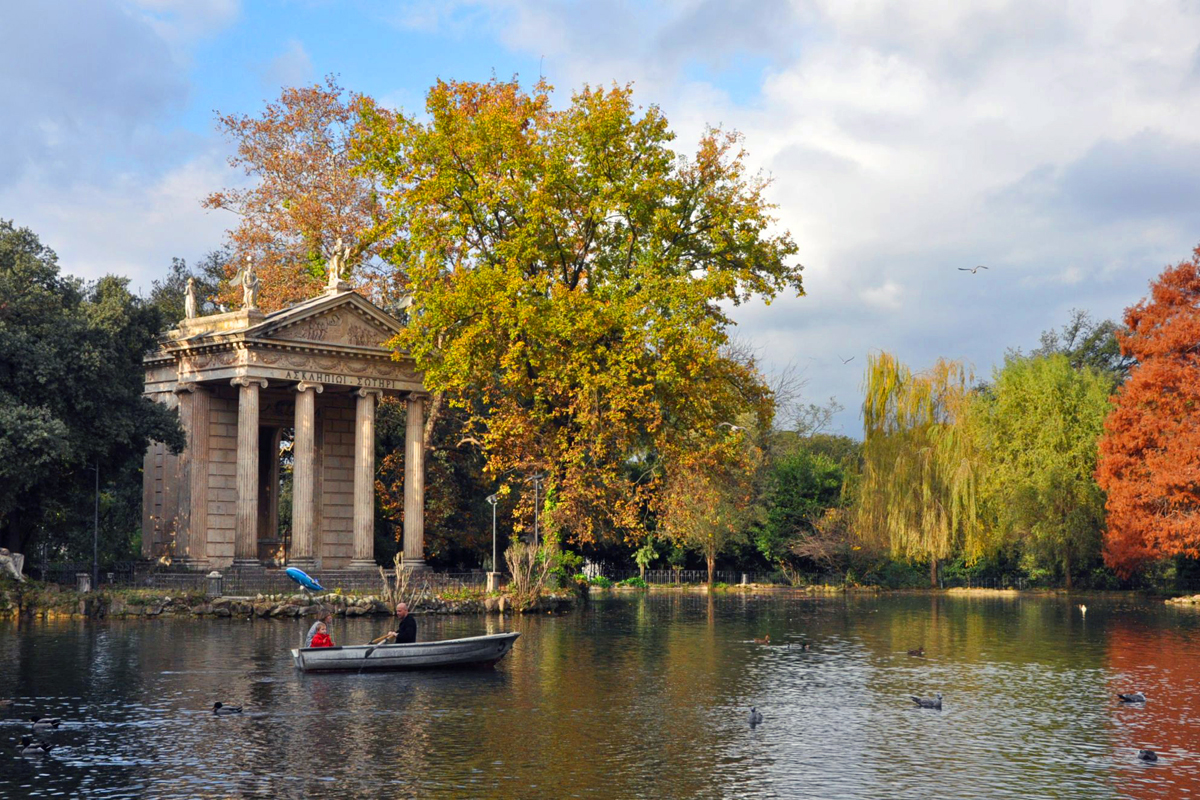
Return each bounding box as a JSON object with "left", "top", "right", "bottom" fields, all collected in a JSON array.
[
  {"left": 588, "top": 576, "right": 614, "bottom": 588},
  {"left": 617, "top": 576, "right": 648, "bottom": 588}
]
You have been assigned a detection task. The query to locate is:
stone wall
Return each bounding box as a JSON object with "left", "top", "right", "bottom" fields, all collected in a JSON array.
[
  {"left": 206, "top": 392, "right": 238, "bottom": 565},
  {"left": 319, "top": 397, "right": 356, "bottom": 568}
]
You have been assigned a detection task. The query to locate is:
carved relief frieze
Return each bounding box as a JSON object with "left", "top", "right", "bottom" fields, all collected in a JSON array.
[{"left": 289, "top": 313, "right": 341, "bottom": 342}]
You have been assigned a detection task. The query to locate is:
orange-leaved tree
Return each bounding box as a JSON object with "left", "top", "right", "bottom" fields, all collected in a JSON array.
[
  {"left": 205, "top": 76, "right": 393, "bottom": 311},
  {"left": 1097, "top": 248, "right": 1200, "bottom": 577}
]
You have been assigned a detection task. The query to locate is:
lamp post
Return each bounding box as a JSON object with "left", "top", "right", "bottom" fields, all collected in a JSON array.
[
  {"left": 486, "top": 493, "right": 499, "bottom": 592},
  {"left": 91, "top": 462, "right": 99, "bottom": 591},
  {"left": 486, "top": 494, "right": 499, "bottom": 570},
  {"left": 529, "top": 473, "right": 546, "bottom": 547}
]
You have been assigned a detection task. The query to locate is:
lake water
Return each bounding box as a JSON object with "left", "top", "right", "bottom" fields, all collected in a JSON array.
[{"left": 2, "top": 592, "right": 1198, "bottom": 799}]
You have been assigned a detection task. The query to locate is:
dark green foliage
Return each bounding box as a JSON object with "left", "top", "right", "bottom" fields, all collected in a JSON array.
[
  {"left": 148, "top": 250, "right": 229, "bottom": 324},
  {"left": 1032, "top": 308, "right": 1132, "bottom": 385},
  {"left": 0, "top": 220, "right": 184, "bottom": 558},
  {"left": 755, "top": 448, "right": 845, "bottom": 564}
]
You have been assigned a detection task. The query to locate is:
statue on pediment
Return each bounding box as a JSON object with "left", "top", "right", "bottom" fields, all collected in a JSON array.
[
  {"left": 231, "top": 256, "right": 260, "bottom": 310},
  {"left": 184, "top": 277, "right": 198, "bottom": 319},
  {"left": 326, "top": 237, "right": 351, "bottom": 292}
]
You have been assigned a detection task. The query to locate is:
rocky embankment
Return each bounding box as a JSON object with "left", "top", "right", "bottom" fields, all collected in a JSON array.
[
  {"left": 1166, "top": 594, "right": 1200, "bottom": 607},
  {"left": 0, "top": 580, "right": 575, "bottom": 620}
]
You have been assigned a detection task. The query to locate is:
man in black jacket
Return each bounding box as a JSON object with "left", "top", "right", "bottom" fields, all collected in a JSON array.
[{"left": 385, "top": 602, "right": 416, "bottom": 644}]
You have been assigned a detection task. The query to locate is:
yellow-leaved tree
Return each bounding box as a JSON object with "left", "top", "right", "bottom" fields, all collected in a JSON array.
[{"left": 354, "top": 78, "right": 802, "bottom": 546}]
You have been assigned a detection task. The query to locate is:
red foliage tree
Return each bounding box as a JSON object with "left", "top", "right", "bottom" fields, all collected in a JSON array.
[{"left": 1097, "top": 247, "right": 1200, "bottom": 576}]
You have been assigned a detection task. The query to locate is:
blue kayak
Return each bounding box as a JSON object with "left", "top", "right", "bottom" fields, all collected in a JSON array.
[{"left": 285, "top": 567, "right": 324, "bottom": 592}]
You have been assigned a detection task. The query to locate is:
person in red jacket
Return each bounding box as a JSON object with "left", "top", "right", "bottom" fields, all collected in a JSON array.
[{"left": 309, "top": 622, "right": 334, "bottom": 648}]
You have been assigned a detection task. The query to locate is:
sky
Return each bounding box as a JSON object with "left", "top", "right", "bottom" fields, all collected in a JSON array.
[{"left": 6, "top": 0, "right": 1200, "bottom": 435}]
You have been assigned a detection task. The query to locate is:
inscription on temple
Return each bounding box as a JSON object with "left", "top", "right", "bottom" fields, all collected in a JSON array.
[{"left": 283, "top": 370, "right": 401, "bottom": 389}]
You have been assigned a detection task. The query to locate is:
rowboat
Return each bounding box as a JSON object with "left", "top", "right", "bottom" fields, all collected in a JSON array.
[{"left": 291, "top": 632, "right": 520, "bottom": 672}]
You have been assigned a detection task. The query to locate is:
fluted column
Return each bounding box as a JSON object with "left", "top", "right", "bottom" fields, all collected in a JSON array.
[
  {"left": 290, "top": 381, "right": 322, "bottom": 570},
  {"left": 351, "top": 388, "right": 381, "bottom": 569},
  {"left": 232, "top": 377, "right": 267, "bottom": 568},
  {"left": 172, "top": 383, "right": 197, "bottom": 565},
  {"left": 403, "top": 393, "right": 427, "bottom": 569}
]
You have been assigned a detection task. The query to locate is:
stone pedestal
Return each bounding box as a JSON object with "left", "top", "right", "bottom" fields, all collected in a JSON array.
[{"left": 487, "top": 572, "right": 502, "bottom": 593}]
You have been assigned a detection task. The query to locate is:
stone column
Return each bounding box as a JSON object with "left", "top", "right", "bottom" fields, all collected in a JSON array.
[
  {"left": 351, "top": 388, "right": 381, "bottom": 570},
  {"left": 403, "top": 393, "right": 427, "bottom": 569},
  {"left": 173, "top": 383, "right": 197, "bottom": 565},
  {"left": 232, "top": 377, "right": 267, "bottom": 569},
  {"left": 188, "top": 385, "right": 211, "bottom": 567},
  {"left": 290, "top": 381, "right": 322, "bottom": 570}
]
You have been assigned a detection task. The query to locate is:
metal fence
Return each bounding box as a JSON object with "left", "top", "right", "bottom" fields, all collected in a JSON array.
[
  {"left": 604, "top": 569, "right": 790, "bottom": 585},
  {"left": 34, "top": 562, "right": 489, "bottom": 596}
]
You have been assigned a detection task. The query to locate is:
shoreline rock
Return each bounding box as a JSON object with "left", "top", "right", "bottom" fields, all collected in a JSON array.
[{"left": 0, "top": 579, "right": 573, "bottom": 620}]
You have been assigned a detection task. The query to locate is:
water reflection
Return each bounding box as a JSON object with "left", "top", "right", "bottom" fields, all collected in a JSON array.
[{"left": 2, "top": 594, "right": 1199, "bottom": 798}]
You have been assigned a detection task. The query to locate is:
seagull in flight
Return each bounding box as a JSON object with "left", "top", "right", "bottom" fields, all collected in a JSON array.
[
  {"left": 959, "top": 265, "right": 989, "bottom": 274},
  {"left": 839, "top": 355, "right": 854, "bottom": 364},
  {"left": 717, "top": 422, "right": 746, "bottom": 432}
]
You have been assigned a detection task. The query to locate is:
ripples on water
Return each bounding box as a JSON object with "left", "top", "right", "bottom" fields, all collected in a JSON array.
[{"left": 1, "top": 593, "right": 1198, "bottom": 798}]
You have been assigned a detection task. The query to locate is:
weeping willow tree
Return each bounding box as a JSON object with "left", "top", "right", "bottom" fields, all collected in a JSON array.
[{"left": 856, "top": 353, "right": 984, "bottom": 586}]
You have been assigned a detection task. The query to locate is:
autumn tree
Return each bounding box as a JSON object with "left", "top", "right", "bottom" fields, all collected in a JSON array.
[
  {"left": 205, "top": 76, "right": 393, "bottom": 312},
  {"left": 1097, "top": 249, "right": 1200, "bottom": 576},
  {"left": 979, "top": 354, "right": 1111, "bottom": 587},
  {"left": 661, "top": 425, "right": 765, "bottom": 585},
  {"left": 355, "top": 78, "right": 801, "bottom": 546},
  {"left": 856, "top": 353, "right": 983, "bottom": 586}
]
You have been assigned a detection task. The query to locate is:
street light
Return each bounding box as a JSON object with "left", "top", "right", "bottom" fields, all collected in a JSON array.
[
  {"left": 528, "top": 473, "right": 546, "bottom": 547},
  {"left": 91, "top": 462, "right": 99, "bottom": 591},
  {"left": 486, "top": 493, "right": 499, "bottom": 572}
]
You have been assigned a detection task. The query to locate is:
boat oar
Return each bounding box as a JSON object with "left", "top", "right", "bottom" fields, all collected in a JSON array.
[{"left": 368, "top": 633, "right": 391, "bottom": 645}]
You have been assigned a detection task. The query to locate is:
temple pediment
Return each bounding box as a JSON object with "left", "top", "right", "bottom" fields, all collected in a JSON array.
[
  {"left": 147, "top": 289, "right": 421, "bottom": 395},
  {"left": 248, "top": 292, "right": 402, "bottom": 351}
]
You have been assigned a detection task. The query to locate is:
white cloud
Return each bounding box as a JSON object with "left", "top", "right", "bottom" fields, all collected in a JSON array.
[
  {"left": 1, "top": 152, "right": 235, "bottom": 291},
  {"left": 861, "top": 280, "right": 905, "bottom": 310},
  {"left": 463, "top": 0, "right": 1200, "bottom": 433},
  {"left": 260, "top": 39, "right": 315, "bottom": 89}
]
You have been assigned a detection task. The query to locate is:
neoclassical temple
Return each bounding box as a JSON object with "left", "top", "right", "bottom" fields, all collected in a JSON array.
[{"left": 141, "top": 268, "right": 427, "bottom": 571}]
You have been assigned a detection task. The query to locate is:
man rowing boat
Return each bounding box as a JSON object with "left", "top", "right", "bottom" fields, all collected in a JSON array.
[{"left": 384, "top": 602, "right": 416, "bottom": 644}]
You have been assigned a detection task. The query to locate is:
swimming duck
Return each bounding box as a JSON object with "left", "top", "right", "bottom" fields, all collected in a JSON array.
[
  {"left": 749, "top": 707, "right": 764, "bottom": 726},
  {"left": 29, "top": 717, "right": 60, "bottom": 732},
  {"left": 212, "top": 702, "right": 243, "bottom": 715},
  {"left": 1118, "top": 692, "right": 1146, "bottom": 703},
  {"left": 911, "top": 693, "right": 943, "bottom": 709},
  {"left": 1138, "top": 749, "right": 1158, "bottom": 762},
  {"left": 18, "top": 736, "right": 52, "bottom": 756},
  {"left": 907, "top": 647, "right": 925, "bottom": 657},
  {"left": 753, "top": 635, "right": 770, "bottom": 645}
]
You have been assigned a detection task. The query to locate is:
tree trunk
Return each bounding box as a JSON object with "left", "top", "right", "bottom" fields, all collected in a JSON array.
[
  {"left": 1064, "top": 552, "right": 1073, "bottom": 590},
  {"left": 422, "top": 391, "right": 444, "bottom": 452},
  {"left": 706, "top": 555, "right": 715, "bottom": 587},
  {"left": 930, "top": 556, "right": 939, "bottom": 589}
]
